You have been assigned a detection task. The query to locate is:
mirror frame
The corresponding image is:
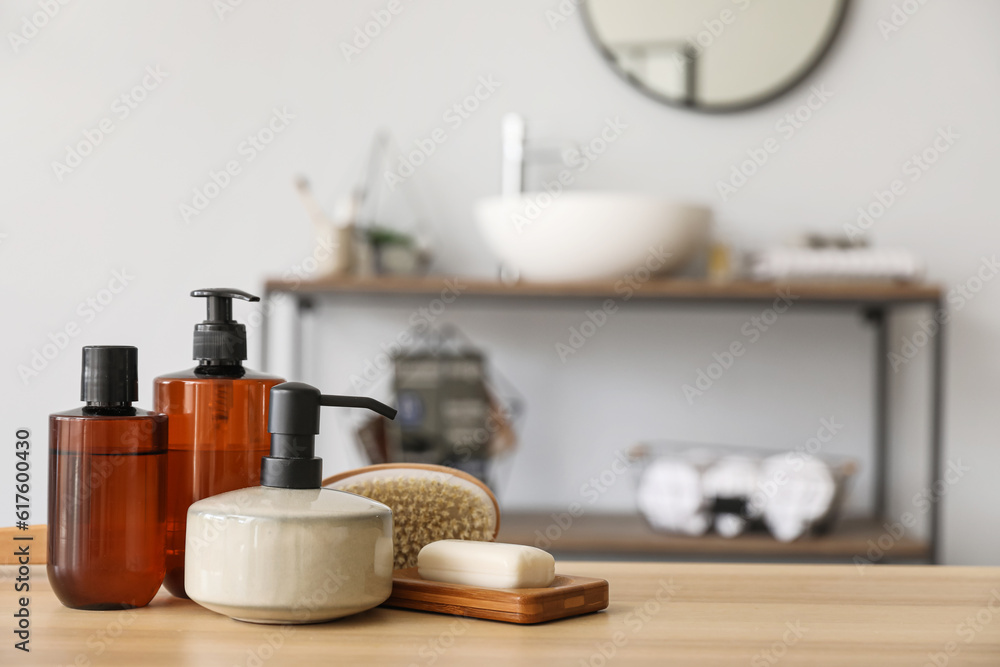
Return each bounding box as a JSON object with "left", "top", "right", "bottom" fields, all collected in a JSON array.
[{"left": 581, "top": 0, "right": 851, "bottom": 113}]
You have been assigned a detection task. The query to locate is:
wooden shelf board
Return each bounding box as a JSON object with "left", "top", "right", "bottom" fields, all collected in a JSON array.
[
  {"left": 496, "top": 512, "right": 929, "bottom": 560},
  {"left": 264, "top": 275, "right": 942, "bottom": 304},
  {"left": 4, "top": 514, "right": 928, "bottom": 566}
]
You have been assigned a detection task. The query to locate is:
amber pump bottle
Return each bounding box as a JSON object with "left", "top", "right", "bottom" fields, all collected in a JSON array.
[
  {"left": 154, "top": 288, "right": 284, "bottom": 598},
  {"left": 48, "top": 346, "right": 167, "bottom": 610}
]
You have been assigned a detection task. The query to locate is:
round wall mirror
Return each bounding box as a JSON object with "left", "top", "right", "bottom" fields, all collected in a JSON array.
[{"left": 584, "top": 0, "right": 849, "bottom": 112}]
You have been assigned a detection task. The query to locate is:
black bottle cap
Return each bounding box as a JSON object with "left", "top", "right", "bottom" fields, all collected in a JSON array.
[
  {"left": 261, "top": 382, "right": 397, "bottom": 489},
  {"left": 81, "top": 346, "right": 138, "bottom": 405},
  {"left": 190, "top": 288, "right": 258, "bottom": 364}
]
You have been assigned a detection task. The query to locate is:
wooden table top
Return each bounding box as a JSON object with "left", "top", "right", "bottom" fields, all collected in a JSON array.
[{"left": 4, "top": 562, "right": 999, "bottom": 666}]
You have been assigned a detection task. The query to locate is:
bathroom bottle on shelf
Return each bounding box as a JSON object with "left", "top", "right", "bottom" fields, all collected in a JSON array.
[
  {"left": 154, "top": 288, "right": 284, "bottom": 598},
  {"left": 48, "top": 346, "right": 167, "bottom": 610}
]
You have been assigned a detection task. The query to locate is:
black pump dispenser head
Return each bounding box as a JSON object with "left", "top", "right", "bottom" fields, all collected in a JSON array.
[
  {"left": 261, "top": 382, "right": 397, "bottom": 489},
  {"left": 190, "top": 288, "right": 258, "bottom": 364}
]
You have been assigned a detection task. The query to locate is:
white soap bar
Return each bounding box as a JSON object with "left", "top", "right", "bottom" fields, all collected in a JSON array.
[{"left": 417, "top": 540, "right": 555, "bottom": 589}]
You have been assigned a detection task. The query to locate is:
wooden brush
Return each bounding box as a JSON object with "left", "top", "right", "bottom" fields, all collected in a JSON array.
[{"left": 323, "top": 463, "right": 499, "bottom": 570}]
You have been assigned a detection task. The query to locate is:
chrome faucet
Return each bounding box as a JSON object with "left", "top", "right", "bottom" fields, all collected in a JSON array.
[
  {"left": 501, "top": 113, "right": 527, "bottom": 197},
  {"left": 500, "top": 113, "right": 570, "bottom": 196}
]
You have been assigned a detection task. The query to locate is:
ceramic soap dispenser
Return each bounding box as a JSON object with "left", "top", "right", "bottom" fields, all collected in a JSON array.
[{"left": 184, "top": 382, "right": 397, "bottom": 624}]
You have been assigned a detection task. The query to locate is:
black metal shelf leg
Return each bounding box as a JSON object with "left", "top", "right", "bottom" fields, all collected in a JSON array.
[
  {"left": 929, "top": 302, "right": 946, "bottom": 564},
  {"left": 864, "top": 307, "right": 889, "bottom": 524}
]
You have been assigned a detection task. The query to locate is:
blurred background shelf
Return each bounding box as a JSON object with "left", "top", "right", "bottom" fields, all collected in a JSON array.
[
  {"left": 261, "top": 276, "right": 945, "bottom": 563},
  {"left": 497, "top": 512, "right": 930, "bottom": 562}
]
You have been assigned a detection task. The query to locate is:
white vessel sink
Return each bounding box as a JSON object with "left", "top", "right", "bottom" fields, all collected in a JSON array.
[{"left": 475, "top": 193, "right": 711, "bottom": 282}]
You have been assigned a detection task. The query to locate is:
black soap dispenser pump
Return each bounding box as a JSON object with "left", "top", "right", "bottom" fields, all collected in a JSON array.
[
  {"left": 184, "top": 382, "right": 398, "bottom": 624},
  {"left": 190, "top": 288, "right": 257, "bottom": 368},
  {"left": 153, "top": 288, "right": 285, "bottom": 598},
  {"left": 261, "top": 382, "right": 397, "bottom": 489}
]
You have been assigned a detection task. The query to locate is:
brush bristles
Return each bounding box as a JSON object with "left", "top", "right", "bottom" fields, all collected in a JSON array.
[{"left": 339, "top": 476, "right": 495, "bottom": 570}]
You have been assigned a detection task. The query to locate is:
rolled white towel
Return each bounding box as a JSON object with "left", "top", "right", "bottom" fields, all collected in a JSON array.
[
  {"left": 758, "top": 453, "right": 837, "bottom": 542},
  {"left": 636, "top": 457, "right": 710, "bottom": 536}
]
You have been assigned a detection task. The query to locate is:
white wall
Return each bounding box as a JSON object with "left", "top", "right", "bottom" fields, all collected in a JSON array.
[{"left": 2, "top": 0, "right": 998, "bottom": 565}]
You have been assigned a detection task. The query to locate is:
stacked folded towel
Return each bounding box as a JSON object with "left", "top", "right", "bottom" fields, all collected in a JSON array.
[{"left": 750, "top": 247, "right": 923, "bottom": 282}]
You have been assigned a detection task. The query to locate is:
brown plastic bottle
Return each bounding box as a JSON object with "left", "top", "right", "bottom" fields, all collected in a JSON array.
[
  {"left": 48, "top": 346, "right": 167, "bottom": 610},
  {"left": 153, "top": 289, "right": 283, "bottom": 598}
]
